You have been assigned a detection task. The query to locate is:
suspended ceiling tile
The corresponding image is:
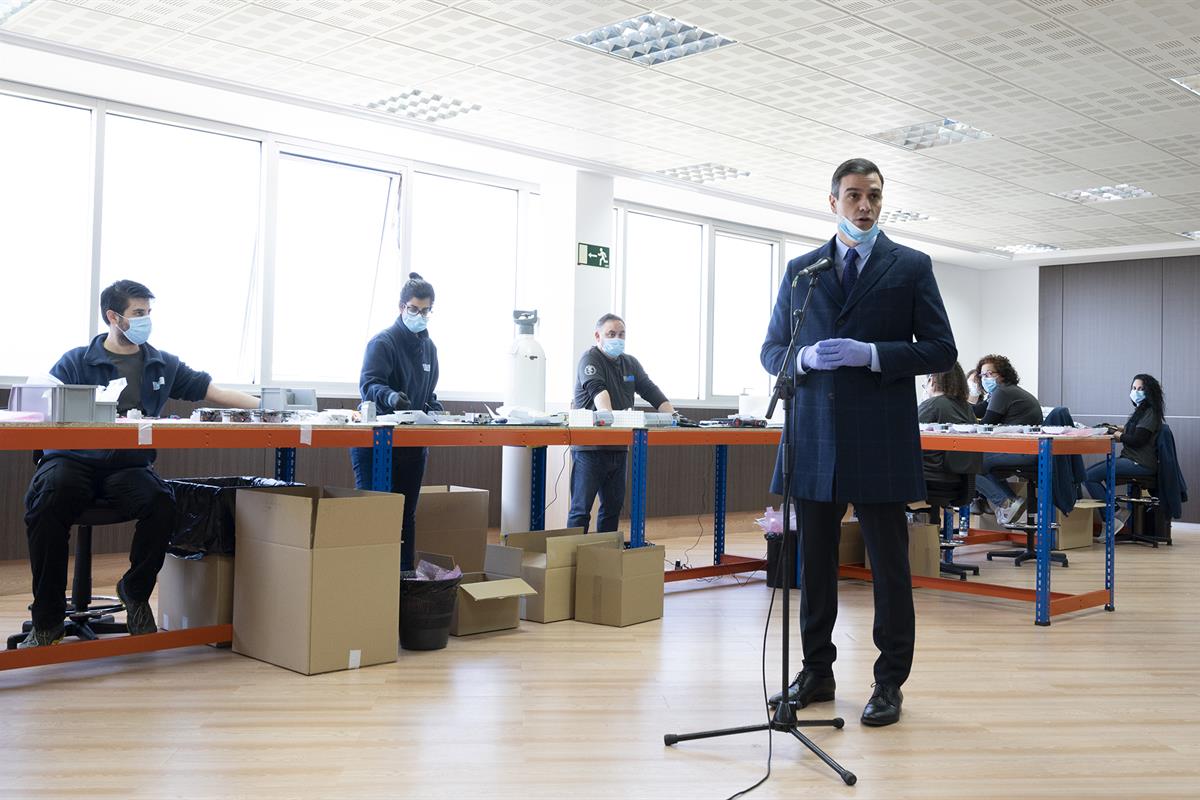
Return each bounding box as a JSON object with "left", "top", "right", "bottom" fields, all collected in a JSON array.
[
  {"left": 484, "top": 40, "right": 644, "bottom": 92},
  {"left": 453, "top": 0, "right": 649, "bottom": 39},
  {"left": 378, "top": 7, "right": 553, "bottom": 65},
  {"left": 862, "top": 0, "right": 1049, "bottom": 48},
  {"left": 737, "top": 74, "right": 933, "bottom": 135},
  {"left": 312, "top": 37, "right": 470, "bottom": 85},
  {"left": 260, "top": 61, "right": 405, "bottom": 105},
  {"left": 1144, "top": 131, "right": 1200, "bottom": 163},
  {"left": 65, "top": 0, "right": 245, "bottom": 33},
  {"left": 754, "top": 15, "right": 923, "bottom": 71},
  {"left": 1104, "top": 106, "right": 1200, "bottom": 139},
  {"left": 142, "top": 33, "right": 301, "bottom": 82},
  {"left": 190, "top": 3, "right": 364, "bottom": 60},
  {"left": 1007, "top": 122, "right": 1138, "bottom": 157},
  {"left": 6, "top": 0, "right": 183, "bottom": 58},
  {"left": 653, "top": 43, "right": 817, "bottom": 92},
  {"left": 655, "top": 0, "right": 844, "bottom": 43},
  {"left": 253, "top": 0, "right": 448, "bottom": 37},
  {"left": 420, "top": 66, "right": 555, "bottom": 108}
]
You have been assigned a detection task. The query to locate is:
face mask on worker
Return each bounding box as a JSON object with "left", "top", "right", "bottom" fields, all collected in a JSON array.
[
  {"left": 836, "top": 214, "right": 879, "bottom": 247},
  {"left": 601, "top": 338, "right": 624, "bottom": 358},
  {"left": 118, "top": 314, "right": 152, "bottom": 346},
  {"left": 1130, "top": 389, "right": 1145, "bottom": 405},
  {"left": 402, "top": 310, "right": 428, "bottom": 333},
  {"left": 981, "top": 376, "right": 998, "bottom": 395}
]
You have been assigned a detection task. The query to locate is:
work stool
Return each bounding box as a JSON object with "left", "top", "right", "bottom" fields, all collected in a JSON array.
[
  {"left": 985, "top": 467, "right": 1069, "bottom": 568},
  {"left": 925, "top": 476, "right": 979, "bottom": 581},
  {"left": 6, "top": 503, "right": 131, "bottom": 649},
  {"left": 1116, "top": 476, "right": 1169, "bottom": 547}
]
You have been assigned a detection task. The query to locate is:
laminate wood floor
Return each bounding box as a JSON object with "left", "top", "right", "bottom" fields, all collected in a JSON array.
[{"left": 1, "top": 514, "right": 1197, "bottom": 800}]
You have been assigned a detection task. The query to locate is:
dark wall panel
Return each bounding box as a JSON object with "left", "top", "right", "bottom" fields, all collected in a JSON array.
[
  {"left": 1061, "top": 258, "right": 1162, "bottom": 417},
  {"left": 1038, "top": 265, "right": 1064, "bottom": 406},
  {"left": 1162, "top": 255, "right": 1200, "bottom": 417}
]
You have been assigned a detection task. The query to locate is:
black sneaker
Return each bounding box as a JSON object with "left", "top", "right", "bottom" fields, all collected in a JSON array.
[
  {"left": 17, "top": 623, "right": 65, "bottom": 649},
  {"left": 116, "top": 579, "right": 157, "bottom": 635}
]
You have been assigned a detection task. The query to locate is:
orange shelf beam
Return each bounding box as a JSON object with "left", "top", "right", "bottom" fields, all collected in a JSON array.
[{"left": 0, "top": 625, "right": 233, "bottom": 671}]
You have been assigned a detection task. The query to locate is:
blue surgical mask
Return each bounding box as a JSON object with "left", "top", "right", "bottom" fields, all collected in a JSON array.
[
  {"left": 837, "top": 214, "right": 879, "bottom": 247},
  {"left": 1130, "top": 389, "right": 1145, "bottom": 405},
  {"left": 601, "top": 338, "right": 625, "bottom": 358},
  {"left": 119, "top": 314, "right": 152, "bottom": 346},
  {"left": 402, "top": 311, "right": 427, "bottom": 334},
  {"left": 981, "top": 376, "right": 998, "bottom": 395}
]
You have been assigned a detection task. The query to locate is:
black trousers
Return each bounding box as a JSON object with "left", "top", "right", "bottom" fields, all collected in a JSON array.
[
  {"left": 350, "top": 445, "right": 427, "bottom": 571},
  {"left": 797, "top": 499, "right": 915, "bottom": 687},
  {"left": 24, "top": 456, "right": 176, "bottom": 631}
]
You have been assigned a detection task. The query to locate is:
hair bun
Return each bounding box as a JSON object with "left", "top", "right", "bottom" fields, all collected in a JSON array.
[{"left": 408, "top": 272, "right": 423, "bottom": 280}]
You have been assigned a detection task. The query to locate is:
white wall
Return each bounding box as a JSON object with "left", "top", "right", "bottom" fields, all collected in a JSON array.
[
  {"left": 930, "top": 261, "right": 982, "bottom": 378},
  {"left": 979, "top": 265, "right": 1040, "bottom": 397}
]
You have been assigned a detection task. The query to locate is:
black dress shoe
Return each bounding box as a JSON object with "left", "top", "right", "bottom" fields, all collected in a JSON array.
[
  {"left": 767, "top": 670, "right": 836, "bottom": 709},
  {"left": 861, "top": 683, "right": 903, "bottom": 727}
]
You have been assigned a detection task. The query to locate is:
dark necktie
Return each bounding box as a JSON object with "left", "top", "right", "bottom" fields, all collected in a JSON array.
[{"left": 842, "top": 247, "right": 859, "bottom": 299}]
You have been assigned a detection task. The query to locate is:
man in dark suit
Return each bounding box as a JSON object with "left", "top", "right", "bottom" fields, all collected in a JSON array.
[{"left": 760, "top": 158, "right": 956, "bottom": 726}]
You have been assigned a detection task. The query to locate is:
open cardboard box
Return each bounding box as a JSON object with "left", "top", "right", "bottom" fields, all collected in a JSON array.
[
  {"left": 500, "top": 528, "right": 624, "bottom": 622},
  {"left": 574, "top": 539, "right": 665, "bottom": 627},
  {"left": 416, "top": 547, "right": 536, "bottom": 636}
]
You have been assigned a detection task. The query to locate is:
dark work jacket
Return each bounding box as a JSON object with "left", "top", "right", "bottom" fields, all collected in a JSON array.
[
  {"left": 358, "top": 318, "right": 442, "bottom": 414},
  {"left": 1045, "top": 406, "right": 1086, "bottom": 516},
  {"left": 1157, "top": 425, "right": 1188, "bottom": 520},
  {"left": 44, "top": 334, "right": 212, "bottom": 467},
  {"left": 761, "top": 233, "right": 957, "bottom": 503}
]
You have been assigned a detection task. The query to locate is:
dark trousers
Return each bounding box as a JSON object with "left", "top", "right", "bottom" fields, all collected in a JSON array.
[
  {"left": 567, "top": 449, "right": 626, "bottom": 534},
  {"left": 24, "top": 456, "right": 176, "bottom": 630},
  {"left": 976, "top": 453, "right": 1038, "bottom": 507},
  {"left": 350, "top": 446, "right": 427, "bottom": 570},
  {"left": 797, "top": 499, "right": 915, "bottom": 687},
  {"left": 1083, "top": 457, "right": 1155, "bottom": 501}
]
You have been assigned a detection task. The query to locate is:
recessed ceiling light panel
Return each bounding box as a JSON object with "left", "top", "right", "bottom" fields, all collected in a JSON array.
[
  {"left": 0, "top": 0, "right": 36, "bottom": 25},
  {"left": 994, "top": 243, "right": 1061, "bottom": 254},
  {"left": 1052, "top": 183, "right": 1155, "bottom": 203},
  {"left": 1180, "top": 231, "right": 1200, "bottom": 240},
  {"left": 361, "top": 90, "right": 481, "bottom": 123},
  {"left": 1170, "top": 74, "right": 1200, "bottom": 99},
  {"left": 568, "top": 13, "right": 736, "bottom": 66},
  {"left": 657, "top": 162, "right": 749, "bottom": 183},
  {"left": 870, "top": 118, "right": 992, "bottom": 151}
]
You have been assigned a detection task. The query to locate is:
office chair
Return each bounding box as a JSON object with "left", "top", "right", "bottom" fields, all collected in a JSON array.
[
  {"left": 925, "top": 473, "right": 979, "bottom": 580},
  {"left": 7, "top": 500, "right": 133, "bottom": 650},
  {"left": 1116, "top": 476, "right": 1168, "bottom": 547},
  {"left": 985, "top": 464, "right": 1069, "bottom": 568}
]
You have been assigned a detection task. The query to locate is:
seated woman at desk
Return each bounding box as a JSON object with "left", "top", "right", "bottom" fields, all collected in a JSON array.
[
  {"left": 972, "top": 354, "right": 1044, "bottom": 525},
  {"left": 1083, "top": 374, "right": 1165, "bottom": 531},
  {"left": 919, "top": 363, "right": 983, "bottom": 482}
]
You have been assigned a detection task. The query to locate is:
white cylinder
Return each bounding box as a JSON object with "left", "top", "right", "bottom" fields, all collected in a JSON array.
[{"left": 501, "top": 327, "right": 548, "bottom": 533}]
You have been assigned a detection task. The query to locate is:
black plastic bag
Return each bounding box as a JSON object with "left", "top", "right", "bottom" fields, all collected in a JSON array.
[
  {"left": 166, "top": 476, "right": 294, "bottom": 558},
  {"left": 399, "top": 570, "right": 461, "bottom": 651}
]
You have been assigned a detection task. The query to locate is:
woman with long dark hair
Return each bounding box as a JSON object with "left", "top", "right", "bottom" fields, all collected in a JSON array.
[{"left": 1083, "top": 374, "right": 1165, "bottom": 528}]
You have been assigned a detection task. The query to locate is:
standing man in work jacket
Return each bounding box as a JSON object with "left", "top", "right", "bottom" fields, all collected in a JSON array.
[
  {"left": 569, "top": 314, "right": 675, "bottom": 534},
  {"left": 21, "top": 279, "right": 259, "bottom": 648},
  {"left": 351, "top": 273, "right": 443, "bottom": 571},
  {"left": 760, "top": 159, "right": 956, "bottom": 726}
]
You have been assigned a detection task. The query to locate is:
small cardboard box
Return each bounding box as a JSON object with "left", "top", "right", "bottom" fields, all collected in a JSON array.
[
  {"left": 157, "top": 554, "right": 234, "bottom": 632},
  {"left": 1057, "top": 499, "right": 1104, "bottom": 549},
  {"left": 839, "top": 521, "right": 866, "bottom": 565},
  {"left": 416, "top": 547, "right": 537, "bottom": 636},
  {"left": 414, "top": 485, "right": 489, "bottom": 573},
  {"left": 500, "top": 528, "right": 624, "bottom": 622},
  {"left": 866, "top": 523, "right": 940, "bottom": 578},
  {"left": 232, "top": 486, "right": 405, "bottom": 675},
  {"left": 574, "top": 541, "right": 665, "bottom": 627}
]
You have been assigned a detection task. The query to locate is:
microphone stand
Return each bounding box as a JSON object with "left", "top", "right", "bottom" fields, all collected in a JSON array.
[{"left": 664, "top": 269, "right": 855, "bottom": 786}]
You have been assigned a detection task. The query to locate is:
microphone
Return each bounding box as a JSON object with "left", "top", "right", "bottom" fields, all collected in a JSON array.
[{"left": 791, "top": 256, "right": 833, "bottom": 286}]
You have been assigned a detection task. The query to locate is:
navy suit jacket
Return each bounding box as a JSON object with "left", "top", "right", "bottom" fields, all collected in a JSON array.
[{"left": 760, "top": 232, "right": 957, "bottom": 504}]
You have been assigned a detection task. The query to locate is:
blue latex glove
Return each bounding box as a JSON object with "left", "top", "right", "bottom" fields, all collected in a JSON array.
[
  {"left": 814, "top": 338, "right": 872, "bottom": 368},
  {"left": 798, "top": 345, "right": 823, "bottom": 372}
]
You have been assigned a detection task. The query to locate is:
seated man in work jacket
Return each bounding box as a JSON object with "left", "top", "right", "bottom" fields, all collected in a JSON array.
[{"left": 20, "top": 279, "right": 259, "bottom": 649}]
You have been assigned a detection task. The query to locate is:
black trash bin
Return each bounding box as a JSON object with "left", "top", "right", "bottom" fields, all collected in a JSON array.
[
  {"left": 399, "top": 571, "right": 461, "bottom": 651},
  {"left": 165, "top": 476, "right": 294, "bottom": 558}
]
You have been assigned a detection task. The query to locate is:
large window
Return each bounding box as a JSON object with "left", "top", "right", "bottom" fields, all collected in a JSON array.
[
  {"left": 622, "top": 211, "right": 704, "bottom": 401},
  {"left": 0, "top": 94, "right": 93, "bottom": 380},
  {"left": 100, "top": 115, "right": 261, "bottom": 383},
  {"left": 409, "top": 172, "right": 518, "bottom": 396},
  {"left": 712, "top": 233, "right": 775, "bottom": 397},
  {"left": 272, "top": 154, "right": 401, "bottom": 384}
]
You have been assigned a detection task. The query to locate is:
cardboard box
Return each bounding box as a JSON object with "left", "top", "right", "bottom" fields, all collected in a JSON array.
[
  {"left": 866, "top": 523, "right": 940, "bottom": 578},
  {"left": 839, "top": 521, "right": 866, "bottom": 565},
  {"left": 1057, "top": 499, "right": 1104, "bottom": 549},
  {"left": 232, "top": 486, "right": 405, "bottom": 675},
  {"left": 413, "top": 485, "right": 489, "bottom": 573},
  {"left": 416, "top": 547, "right": 536, "bottom": 636},
  {"left": 157, "top": 554, "right": 234, "bottom": 632},
  {"left": 500, "top": 528, "right": 624, "bottom": 622},
  {"left": 575, "top": 540, "right": 665, "bottom": 627}
]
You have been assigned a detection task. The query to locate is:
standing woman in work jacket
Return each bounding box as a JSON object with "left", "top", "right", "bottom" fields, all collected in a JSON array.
[{"left": 351, "top": 273, "right": 442, "bottom": 570}]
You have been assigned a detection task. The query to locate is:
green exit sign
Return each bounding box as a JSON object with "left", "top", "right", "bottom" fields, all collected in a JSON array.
[{"left": 577, "top": 243, "right": 610, "bottom": 268}]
